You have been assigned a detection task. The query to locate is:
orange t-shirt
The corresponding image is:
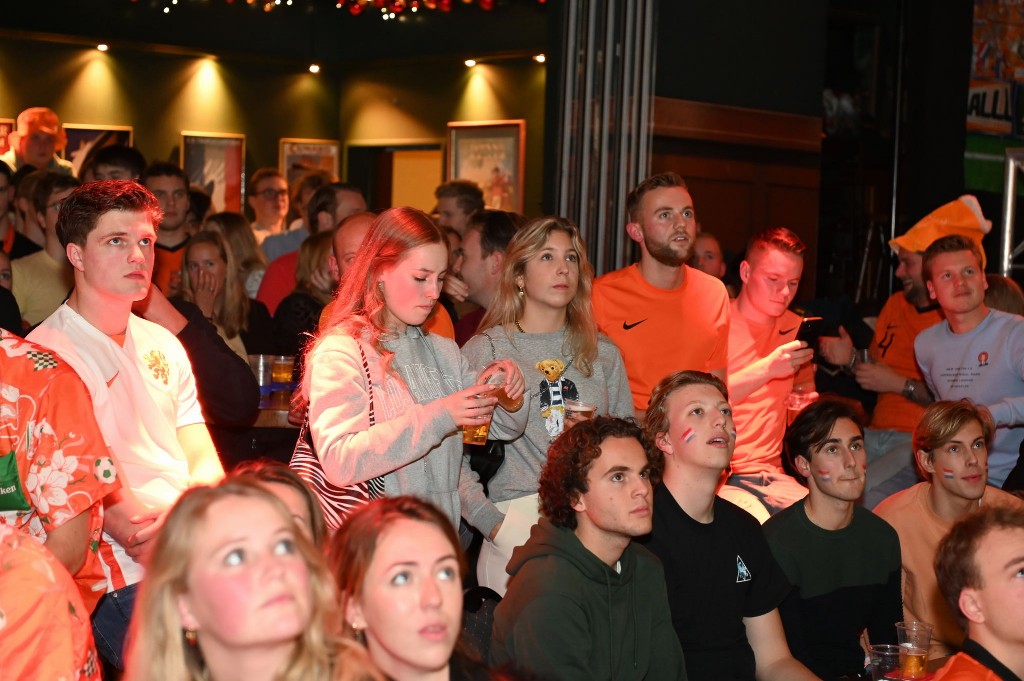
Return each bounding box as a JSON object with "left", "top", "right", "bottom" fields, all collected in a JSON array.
[
  {"left": 874, "top": 482, "right": 1024, "bottom": 658},
  {"left": 869, "top": 293, "right": 943, "bottom": 432},
  {"left": 593, "top": 264, "right": 730, "bottom": 410},
  {"left": 728, "top": 305, "right": 814, "bottom": 475},
  {"left": 933, "top": 649, "right": 1008, "bottom": 681},
  {"left": 153, "top": 242, "right": 186, "bottom": 296},
  {"left": 0, "top": 527, "right": 102, "bottom": 681}
]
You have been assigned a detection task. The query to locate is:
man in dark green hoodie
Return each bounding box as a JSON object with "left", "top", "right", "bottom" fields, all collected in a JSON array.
[{"left": 490, "top": 416, "right": 687, "bottom": 680}]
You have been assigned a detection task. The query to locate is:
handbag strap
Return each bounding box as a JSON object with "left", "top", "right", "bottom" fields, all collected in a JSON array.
[
  {"left": 480, "top": 330, "right": 498, "bottom": 361},
  {"left": 357, "top": 341, "right": 375, "bottom": 427},
  {"left": 300, "top": 339, "right": 376, "bottom": 437}
]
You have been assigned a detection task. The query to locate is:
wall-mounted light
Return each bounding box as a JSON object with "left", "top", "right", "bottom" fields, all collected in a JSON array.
[
  {"left": 309, "top": 63, "right": 321, "bottom": 74},
  {"left": 97, "top": 44, "right": 109, "bottom": 52},
  {"left": 534, "top": 54, "right": 546, "bottom": 63},
  {"left": 465, "top": 59, "right": 477, "bottom": 67}
]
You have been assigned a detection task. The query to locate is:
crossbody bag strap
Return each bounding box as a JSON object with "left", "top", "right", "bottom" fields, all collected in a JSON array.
[
  {"left": 356, "top": 340, "right": 375, "bottom": 427},
  {"left": 480, "top": 330, "right": 498, "bottom": 361}
]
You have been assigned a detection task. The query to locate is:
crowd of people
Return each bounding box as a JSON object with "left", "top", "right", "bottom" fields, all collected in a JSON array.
[{"left": 2, "top": 105, "right": 1024, "bottom": 681}]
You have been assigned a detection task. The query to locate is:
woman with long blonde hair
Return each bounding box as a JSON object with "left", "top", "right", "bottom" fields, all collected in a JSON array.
[
  {"left": 461, "top": 216, "right": 633, "bottom": 594},
  {"left": 301, "top": 207, "right": 525, "bottom": 531},
  {"left": 123, "top": 478, "right": 376, "bottom": 681},
  {"left": 203, "top": 211, "right": 268, "bottom": 299},
  {"left": 179, "top": 229, "right": 276, "bottom": 358},
  {"left": 275, "top": 230, "right": 337, "bottom": 358}
]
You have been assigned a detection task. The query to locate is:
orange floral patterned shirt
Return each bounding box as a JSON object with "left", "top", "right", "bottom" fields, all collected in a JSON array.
[{"left": 0, "top": 330, "right": 120, "bottom": 612}]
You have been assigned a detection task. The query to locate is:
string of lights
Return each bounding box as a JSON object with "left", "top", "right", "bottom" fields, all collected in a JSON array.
[{"left": 141, "top": 0, "right": 546, "bottom": 17}]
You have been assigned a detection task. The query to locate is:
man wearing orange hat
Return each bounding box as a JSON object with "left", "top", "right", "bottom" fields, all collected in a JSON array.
[
  {"left": 819, "top": 195, "right": 991, "bottom": 506},
  {"left": 0, "top": 107, "right": 74, "bottom": 175}
]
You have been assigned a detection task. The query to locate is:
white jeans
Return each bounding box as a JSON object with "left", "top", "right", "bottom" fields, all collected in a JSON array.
[{"left": 476, "top": 494, "right": 540, "bottom": 597}]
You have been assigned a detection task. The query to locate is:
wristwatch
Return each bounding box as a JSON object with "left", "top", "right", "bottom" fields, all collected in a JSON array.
[{"left": 902, "top": 379, "right": 916, "bottom": 400}]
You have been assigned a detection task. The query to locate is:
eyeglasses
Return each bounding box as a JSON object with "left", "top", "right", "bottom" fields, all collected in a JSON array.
[{"left": 258, "top": 188, "right": 288, "bottom": 200}]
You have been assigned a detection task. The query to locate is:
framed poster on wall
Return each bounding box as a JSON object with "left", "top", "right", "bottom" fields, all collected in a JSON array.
[
  {"left": 180, "top": 131, "right": 246, "bottom": 213},
  {"left": 279, "top": 138, "right": 340, "bottom": 186},
  {"left": 63, "top": 124, "right": 134, "bottom": 177},
  {"left": 446, "top": 119, "right": 525, "bottom": 213},
  {"left": 0, "top": 118, "right": 13, "bottom": 156}
]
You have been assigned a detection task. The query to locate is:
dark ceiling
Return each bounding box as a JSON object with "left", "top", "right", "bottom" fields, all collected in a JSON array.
[{"left": 0, "top": 0, "right": 549, "bottom": 66}]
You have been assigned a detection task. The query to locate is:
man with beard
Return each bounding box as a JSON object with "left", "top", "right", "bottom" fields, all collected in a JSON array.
[
  {"left": 819, "top": 195, "right": 991, "bottom": 507},
  {"left": 593, "top": 173, "right": 730, "bottom": 416}
]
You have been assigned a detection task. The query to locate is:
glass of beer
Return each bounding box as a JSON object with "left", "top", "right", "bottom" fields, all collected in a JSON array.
[
  {"left": 270, "top": 355, "right": 296, "bottom": 409},
  {"left": 896, "top": 621, "right": 932, "bottom": 680}
]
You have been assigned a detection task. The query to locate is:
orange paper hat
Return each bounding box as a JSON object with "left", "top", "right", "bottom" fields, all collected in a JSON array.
[{"left": 890, "top": 195, "right": 991, "bottom": 265}]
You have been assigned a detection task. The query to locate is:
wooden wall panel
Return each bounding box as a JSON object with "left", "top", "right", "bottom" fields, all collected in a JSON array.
[{"left": 651, "top": 97, "right": 822, "bottom": 297}]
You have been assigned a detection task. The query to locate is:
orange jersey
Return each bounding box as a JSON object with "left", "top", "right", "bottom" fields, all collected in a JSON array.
[
  {"left": 869, "top": 294, "right": 943, "bottom": 432},
  {"left": 593, "top": 264, "right": 730, "bottom": 410},
  {"left": 728, "top": 306, "right": 813, "bottom": 474},
  {"left": 152, "top": 242, "right": 186, "bottom": 296}
]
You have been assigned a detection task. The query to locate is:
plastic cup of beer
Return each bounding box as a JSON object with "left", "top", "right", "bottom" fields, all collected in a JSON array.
[
  {"left": 480, "top": 363, "right": 524, "bottom": 413},
  {"left": 785, "top": 385, "right": 816, "bottom": 425},
  {"left": 462, "top": 421, "right": 491, "bottom": 446},
  {"left": 563, "top": 399, "right": 597, "bottom": 420},
  {"left": 896, "top": 621, "right": 932, "bottom": 679},
  {"left": 868, "top": 644, "right": 902, "bottom": 681}
]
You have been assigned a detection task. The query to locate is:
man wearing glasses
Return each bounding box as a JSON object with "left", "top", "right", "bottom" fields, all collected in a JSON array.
[
  {"left": 11, "top": 171, "right": 80, "bottom": 325},
  {"left": 247, "top": 167, "right": 290, "bottom": 243}
]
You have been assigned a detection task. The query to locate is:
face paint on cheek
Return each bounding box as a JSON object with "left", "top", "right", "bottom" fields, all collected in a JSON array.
[
  {"left": 817, "top": 470, "right": 832, "bottom": 482},
  {"left": 681, "top": 428, "right": 696, "bottom": 443},
  {"left": 729, "top": 430, "right": 737, "bottom": 440},
  {"left": 942, "top": 468, "right": 956, "bottom": 479}
]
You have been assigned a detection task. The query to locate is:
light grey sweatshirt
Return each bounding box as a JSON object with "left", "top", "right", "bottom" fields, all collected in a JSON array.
[
  {"left": 305, "top": 325, "right": 527, "bottom": 529},
  {"left": 460, "top": 326, "right": 633, "bottom": 536}
]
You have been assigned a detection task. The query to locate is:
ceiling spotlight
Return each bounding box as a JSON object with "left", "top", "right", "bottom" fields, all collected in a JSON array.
[
  {"left": 465, "top": 59, "right": 477, "bottom": 67},
  {"left": 97, "top": 44, "right": 109, "bottom": 52},
  {"left": 534, "top": 54, "right": 546, "bottom": 63},
  {"left": 309, "top": 63, "right": 320, "bottom": 74}
]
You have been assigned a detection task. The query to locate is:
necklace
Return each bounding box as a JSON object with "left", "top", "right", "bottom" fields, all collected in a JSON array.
[{"left": 514, "top": 320, "right": 526, "bottom": 333}]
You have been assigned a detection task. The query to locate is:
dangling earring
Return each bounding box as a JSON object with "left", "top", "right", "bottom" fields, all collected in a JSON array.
[
  {"left": 517, "top": 284, "right": 525, "bottom": 297},
  {"left": 184, "top": 629, "right": 197, "bottom": 646}
]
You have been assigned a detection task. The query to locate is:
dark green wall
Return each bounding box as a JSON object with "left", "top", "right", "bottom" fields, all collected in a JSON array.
[
  {"left": 338, "top": 59, "right": 546, "bottom": 215},
  {"left": 656, "top": 0, "right": 828, "bottom": 116},
  {"left": 1, "top": 37, "right": 339, "bottom": 176},
  {"left": 1, "top": 36, "right": 545, "bottom": 213}
]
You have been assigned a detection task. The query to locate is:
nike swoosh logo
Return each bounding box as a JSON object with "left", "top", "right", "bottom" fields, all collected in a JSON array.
[
  {"left": 779, "top": 327, "right": 796, "bottom": 335},
  {"left": 623, "top": 319, "right": 647, "bottom": 330}
]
